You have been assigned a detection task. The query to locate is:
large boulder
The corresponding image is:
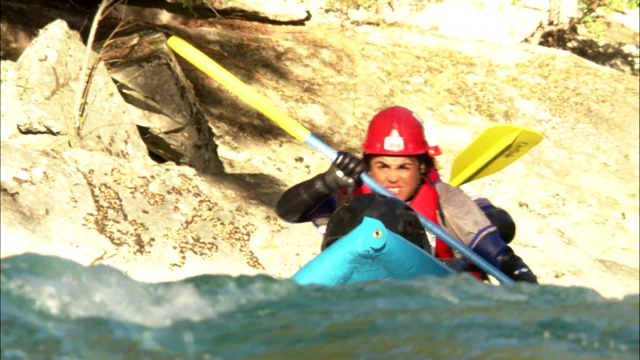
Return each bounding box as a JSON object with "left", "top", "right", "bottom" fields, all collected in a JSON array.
[
  {"left": 1, "top": 142, "right": 257, "bottom": 282},
  {"left": 4, "top": 19, "right": 148, "bottom": 160}
]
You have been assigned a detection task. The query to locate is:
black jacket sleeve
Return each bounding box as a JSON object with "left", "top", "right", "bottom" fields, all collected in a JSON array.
[{"left": 275, "top": 174, "right": 335, "bottom": 223}]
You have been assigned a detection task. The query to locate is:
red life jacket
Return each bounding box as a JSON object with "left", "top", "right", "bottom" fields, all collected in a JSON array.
[{"left": 351, "top": 169, "right": 455, "bottom": 259}]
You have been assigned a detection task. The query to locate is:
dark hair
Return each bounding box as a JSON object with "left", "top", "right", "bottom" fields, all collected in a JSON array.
[{"left": 363, "top": 153, "right": 435, "bottom": 174}]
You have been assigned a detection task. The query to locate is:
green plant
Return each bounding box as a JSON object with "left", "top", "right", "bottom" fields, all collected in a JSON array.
[
  {"left": 581, "top": 13, "right": 608, "bottom": 39},
  {"left": 578, "top": 0, "right": 639, "bottom": 39},
  {"left": 605, "top": 0, "right": 639, "bottom": 11},
  {"left": 580, "top": 0, "right": 639, "bottom": 15},
  {"left": 178, "top": 0, "right": 200, "bottom": 18},
  {"left": 325, "top": 0, "right": 380, "bottom": 11}
]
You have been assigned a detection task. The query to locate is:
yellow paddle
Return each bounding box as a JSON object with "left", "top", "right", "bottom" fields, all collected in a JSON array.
[
  {"left": 449, "top": 125, "right": 543, "bottom": 187},
  {"left": 166, "top": 35, "right": 516, "bottom": 284}
]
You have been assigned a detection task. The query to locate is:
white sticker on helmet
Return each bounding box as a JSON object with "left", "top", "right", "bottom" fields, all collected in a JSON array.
[{"left": 383, "top": 129, "right": 405, "bottom": 151}]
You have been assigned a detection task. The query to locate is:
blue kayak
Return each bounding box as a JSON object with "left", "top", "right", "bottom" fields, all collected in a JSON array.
[{"left": 292, "top": 216, "right": 455, "bottom": 286}]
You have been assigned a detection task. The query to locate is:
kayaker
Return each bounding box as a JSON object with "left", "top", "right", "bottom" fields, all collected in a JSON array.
[{"left": 276, "top": 106, "right": 537, "bottom": 283}]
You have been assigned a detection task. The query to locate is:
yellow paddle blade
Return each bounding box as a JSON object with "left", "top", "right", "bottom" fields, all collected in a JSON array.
[{"left": 449, "top": 125, "right": 543, "bottom": 187}]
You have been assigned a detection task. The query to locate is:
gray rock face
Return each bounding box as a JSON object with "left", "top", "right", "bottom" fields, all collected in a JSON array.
[
  {"left": 205, "top": 0, "right": 309, "bottom": 22},
  {"left": 0, "top": 141, "right": 274, "bottom": 282},
  {"left": 1, "top": 4, "right": 638, "bottom": 299},
  {"left": 98, "top": 29, "right": 225, "bottom": 174},
  {"left": 0, "top": 19, "right": 264, "bottom": 283},
  {"left": 8, "top": 20, "right": 149, "bottom": 160}
]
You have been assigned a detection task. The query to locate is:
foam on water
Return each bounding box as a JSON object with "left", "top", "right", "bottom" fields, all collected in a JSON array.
[{"left": 2, "top": 254, "right": 638, "bottom": 360}]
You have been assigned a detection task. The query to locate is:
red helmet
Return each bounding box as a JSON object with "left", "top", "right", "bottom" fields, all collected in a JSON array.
[{"left": 362, "top": 106, "right": 430, "bottom": 156}]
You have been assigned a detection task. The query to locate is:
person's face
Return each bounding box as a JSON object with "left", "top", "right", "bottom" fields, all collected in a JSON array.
[{"left": 368, "top": 156, "right": 425, "bottom": 201}]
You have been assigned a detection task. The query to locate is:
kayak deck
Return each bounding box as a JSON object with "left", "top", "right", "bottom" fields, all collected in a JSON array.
[{"left": 292, "top": 216, "right": 455, "bottom": 286}]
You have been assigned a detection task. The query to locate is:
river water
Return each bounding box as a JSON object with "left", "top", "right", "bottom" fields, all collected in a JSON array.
[{"left": 1, "top": 253, "right": 638, "bottom": 360}]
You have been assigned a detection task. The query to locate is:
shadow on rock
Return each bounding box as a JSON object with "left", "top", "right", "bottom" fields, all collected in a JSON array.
[{"left": 205, "top": 173, "right": 288, "bottom": 208}]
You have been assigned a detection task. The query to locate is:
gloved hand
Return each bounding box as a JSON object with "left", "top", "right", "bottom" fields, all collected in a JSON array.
[
  {"left": 276, "top": 151, "right": 365, "bottom": 223},
  {"left": 499, "top": 247, "right": 538, "bottom": 284},
  {"left": 321, "top": 151, "right": 366, "bottom": 192}
]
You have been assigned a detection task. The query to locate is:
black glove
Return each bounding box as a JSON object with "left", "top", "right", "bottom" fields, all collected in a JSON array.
[
  {"left": 275, "top": 151, "right": 365, "bottom": 223},
  {"left": 499, "top": 247, "right": 538, "bottom": 284},
  {"left": 321, "top": 151, "right": 366, "bottom": 192}
]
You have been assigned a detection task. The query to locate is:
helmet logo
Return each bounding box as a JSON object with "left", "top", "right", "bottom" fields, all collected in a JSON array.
[{"left": 383, "top": 128, "right": 405, "bottom": 152}]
